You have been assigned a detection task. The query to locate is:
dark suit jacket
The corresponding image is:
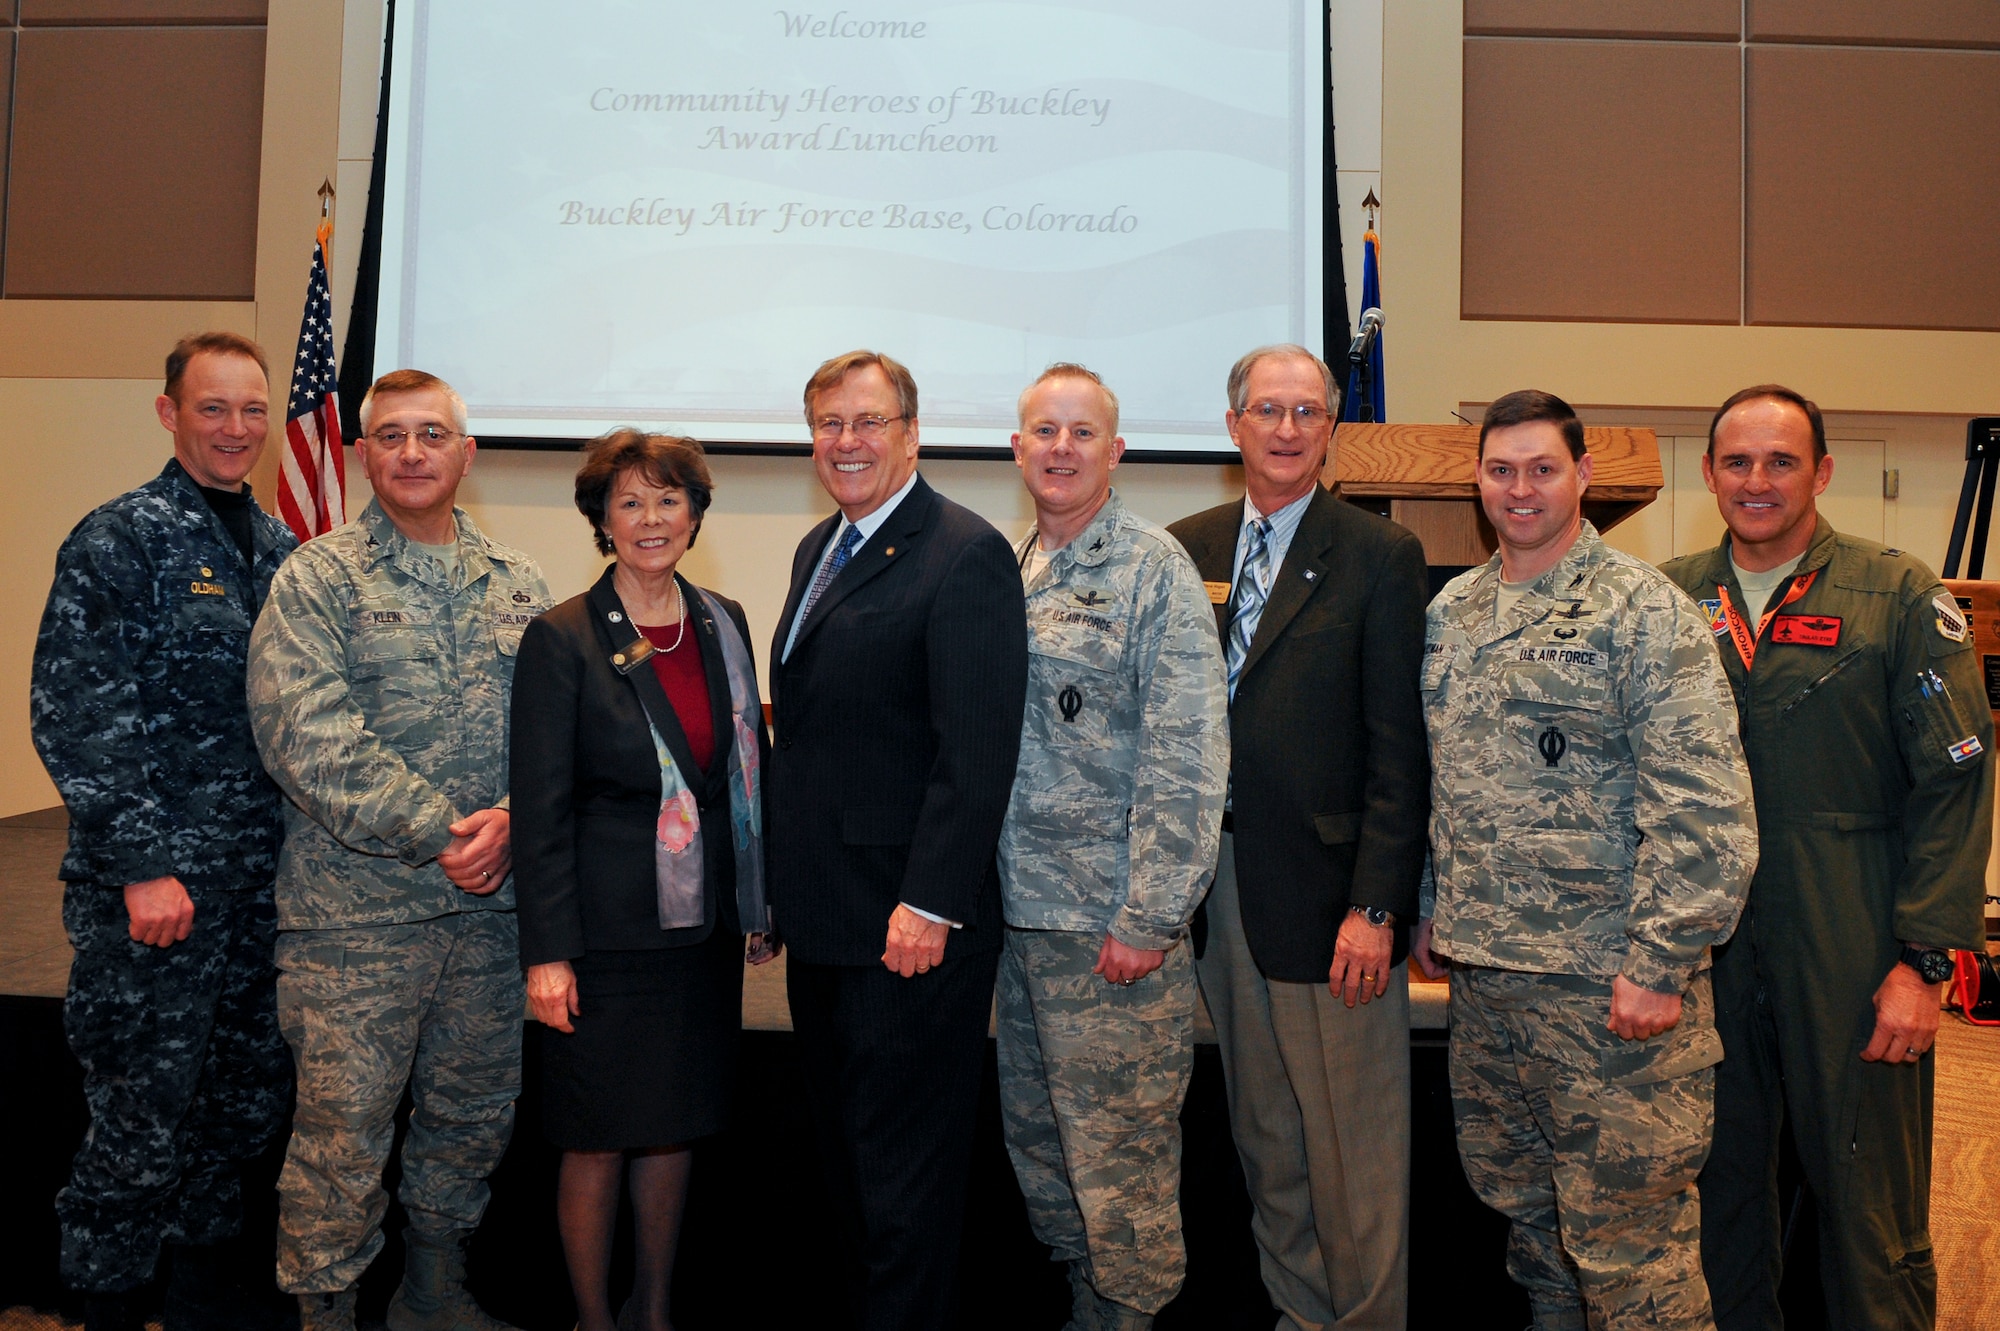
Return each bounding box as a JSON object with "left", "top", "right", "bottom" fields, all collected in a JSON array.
[
  {"left": 1169, "top": 486, "right": 1430, "bottom": 983},
  {"left": 767, "top": 475, "right": 1029, "bottom": 966},
  {"left": 511, "top": 565, "right": 761, "bottom": 966}
]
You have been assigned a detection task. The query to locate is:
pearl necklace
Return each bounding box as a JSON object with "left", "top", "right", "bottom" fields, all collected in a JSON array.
[{"left": 655, "top": 578, "right": 687, "bottom": 652}]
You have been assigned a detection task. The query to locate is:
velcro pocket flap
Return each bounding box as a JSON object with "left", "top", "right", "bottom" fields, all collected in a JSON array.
[
  {"left": 1600, "top": 1023, "right": 1722, "bottom": 1087},
  {"left": 1019, "top": 791, "right": 1128, "bottom": 839},
  {"left": 1490, "top": 828, "right": 1635, "bottom": 872}
]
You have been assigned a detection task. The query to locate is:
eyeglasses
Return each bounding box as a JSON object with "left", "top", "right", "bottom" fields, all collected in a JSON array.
[
  {"left": 812, "top": 413, "right": 908, "bottom": 442},
  {"left": 1240, "top": 402, "right": 1331, "bottom": 429},
  {"left": 366, "top": 425, "right": 463, "bottom": 449}
]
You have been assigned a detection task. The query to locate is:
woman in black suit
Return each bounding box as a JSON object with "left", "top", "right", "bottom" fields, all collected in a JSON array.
[{"left": 512, "top": 430, "right": 775, "bottom": 1331}]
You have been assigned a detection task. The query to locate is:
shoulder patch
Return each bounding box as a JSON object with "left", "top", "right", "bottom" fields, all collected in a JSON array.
[
  {"left": 1697, "top": 598, "right": 1726, "bottom": 635},
  {"left": 1934, "top": 592, "right": 1969, "bottom": 643}
]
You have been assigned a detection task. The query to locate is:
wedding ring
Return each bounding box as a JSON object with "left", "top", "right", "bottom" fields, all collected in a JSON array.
[{"left": 482, "top": 870, "right": 492, "bottom": 881}]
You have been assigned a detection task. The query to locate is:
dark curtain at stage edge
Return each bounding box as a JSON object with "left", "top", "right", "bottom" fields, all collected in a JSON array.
[
  {"left": 1325, "top": 21, "right": 1353, "bottom": 380},
  {"left": 334, "top": 1, "right": 1354, "bottom": 427},
  {"left": 337, "top": 0, "right": 393, "bottom": 442}
]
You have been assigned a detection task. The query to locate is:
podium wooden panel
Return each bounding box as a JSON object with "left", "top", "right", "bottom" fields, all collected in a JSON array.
[{"left": 1324, "top": 422, "right": 1663, "bottom": 566}]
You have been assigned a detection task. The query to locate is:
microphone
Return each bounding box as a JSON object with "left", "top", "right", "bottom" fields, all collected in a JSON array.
[{"left": 1347, "top": 307, "right": 1384, "bottom": 363}]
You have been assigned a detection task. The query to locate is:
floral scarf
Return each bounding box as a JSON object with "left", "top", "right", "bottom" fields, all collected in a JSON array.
[{"left": 646, "top": 588, "right": 766, "bottom": 932}]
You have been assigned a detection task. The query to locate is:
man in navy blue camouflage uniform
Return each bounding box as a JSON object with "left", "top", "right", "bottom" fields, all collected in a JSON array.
[{"left": 31, "top": 332, "right": 299, "bottom": 1331}]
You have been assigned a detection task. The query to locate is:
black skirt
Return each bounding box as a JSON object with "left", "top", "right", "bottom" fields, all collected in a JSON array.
[{"left": 539, "top": 923, "right": 744, "bottom": 1151}]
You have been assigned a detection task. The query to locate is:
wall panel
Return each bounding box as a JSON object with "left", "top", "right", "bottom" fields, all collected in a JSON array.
[
  {"left": 1749, "top": 0, "right": 2000, "bottom": 50},
  {"left": 1747, "top": 46, "right": 2000, "bottom": 329},
  {"left": 1463, "top": 38, "right": 1741, "bottom": 323},
  {"left": 1465, "top": 0, "right": 1738, "bottom": 41},
  {"left": 5, "top": 26, "right": 265, "bottom": 298},
  {"left": 20, "top": 1, "right": 266, "bottom": 24}
]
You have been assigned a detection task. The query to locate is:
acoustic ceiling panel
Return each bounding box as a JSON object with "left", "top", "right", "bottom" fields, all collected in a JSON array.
[
  {"left": 19, "top": 1, "right": 267, "bottom": 23},
  {"left": 1746, "top": 45, "right": 2000, "bottom": 329},
  {"left": 1465, "top": 0, "right": 1739, "bottom": 41},
  {"left": 1749, "top": 0, "right": 2000, "bottom": 50},
  {"left": 5, "top": 26, "right": 265, "bottom": 298},
  {"left": 1463, "top": 38, "right": 1742, "bottom": 323}
]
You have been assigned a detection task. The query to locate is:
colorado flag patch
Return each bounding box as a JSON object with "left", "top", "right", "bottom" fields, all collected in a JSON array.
[{"left": 1948, "top": 735, "right": 1985, "bottom": 765}]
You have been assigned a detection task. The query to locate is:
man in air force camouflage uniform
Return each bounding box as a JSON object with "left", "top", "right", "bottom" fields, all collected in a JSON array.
[
  {"left": 248, "top": 369, "right": 550, "bottom": 1331},
  {"left": 1412, "top": 391, "right": 1758, "bottom": 1331},
  {"left": 995, "top": 365, "right": 1229, "bottom": 1331},
  {"left": 33, "top": 333, "right": 298, "bottom": 1331}
]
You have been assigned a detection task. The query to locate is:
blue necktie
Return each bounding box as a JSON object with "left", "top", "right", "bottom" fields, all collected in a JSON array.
[
  {"left": 1225, "top": 518, "right": 1272, "bottom": 699},
  {"left": 799, "top": 524, "right": 863, "bottom": 627}
]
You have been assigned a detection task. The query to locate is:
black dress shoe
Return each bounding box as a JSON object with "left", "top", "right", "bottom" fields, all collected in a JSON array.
[
  {"left": 83, "top": 1292, "right": 144, "bottom": 1331},
  {"left": 165, "top": 1242, "right": 298, "bottom": 1331}
]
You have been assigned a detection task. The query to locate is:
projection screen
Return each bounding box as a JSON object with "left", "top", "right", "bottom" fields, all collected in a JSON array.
[{"left": 375, "top": 1, "right": 1331, "bottom": 456}]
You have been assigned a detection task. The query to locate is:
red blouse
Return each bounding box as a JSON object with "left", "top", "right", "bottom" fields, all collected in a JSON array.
[{"left": 637, "top": 617, "right": 714, "bottom": 773}]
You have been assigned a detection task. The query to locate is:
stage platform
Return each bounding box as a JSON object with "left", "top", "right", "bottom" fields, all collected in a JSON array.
[{"left": 5, "top": 808, "right": 1993, "bottom": 1328}]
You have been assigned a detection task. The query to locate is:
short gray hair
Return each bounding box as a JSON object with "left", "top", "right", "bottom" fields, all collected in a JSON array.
[
  {"left": 1226, "top": 344, "right": 1341, "bottom": 415},
  {"left": 1017, "top": 362, "right": 1120, "bottom": 436},
  {"left": 359, "top": 368, "right": 469, "bottom": 435}
]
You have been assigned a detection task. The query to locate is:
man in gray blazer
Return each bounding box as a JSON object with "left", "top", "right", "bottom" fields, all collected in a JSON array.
[{"left": 1168, "top": 344, "right": 1431, "bottom": 1331}]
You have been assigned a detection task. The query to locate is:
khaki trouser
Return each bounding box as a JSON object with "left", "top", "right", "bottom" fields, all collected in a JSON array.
[{"left": 1197, "top": 833, "right": 1410, "bottom": 1331}]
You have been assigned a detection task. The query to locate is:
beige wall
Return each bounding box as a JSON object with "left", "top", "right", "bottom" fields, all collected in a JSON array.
[{"left": 5, "top": 1, "right": 1998, "bottom": 818}]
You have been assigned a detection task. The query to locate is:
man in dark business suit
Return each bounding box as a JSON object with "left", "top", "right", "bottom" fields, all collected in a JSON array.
[
  {"left": 768, "top": 349, "right": 1029, "bottom": 1331},
  {"left": 1168, "top": 344, "right": 1430, "bottom": 1331}
]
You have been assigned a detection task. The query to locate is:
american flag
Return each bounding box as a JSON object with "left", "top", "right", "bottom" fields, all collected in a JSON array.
[{"left": 277, "top": 239, "right": 346, "bottom": 542}]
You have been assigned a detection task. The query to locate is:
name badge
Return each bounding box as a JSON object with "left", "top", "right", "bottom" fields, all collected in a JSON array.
[
  {"left": 1770, "top": 614, "right": 1841, "bottom": 647},
  {"left": 1204, "top": 581, "right": 1230, "bottom": 605},
  {"left": 189, "top": 580, "right": 227, "bottom": 596}
]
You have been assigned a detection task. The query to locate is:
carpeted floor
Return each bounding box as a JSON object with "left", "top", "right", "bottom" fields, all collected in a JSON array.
[{"left": 1933, "top": 1011, "right": 2000, "bottom": 1331}]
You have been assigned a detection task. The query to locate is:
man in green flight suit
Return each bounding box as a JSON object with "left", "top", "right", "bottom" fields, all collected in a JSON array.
[{"left": 1663, "top": 384, "right": 1994, "bottom": 1331}]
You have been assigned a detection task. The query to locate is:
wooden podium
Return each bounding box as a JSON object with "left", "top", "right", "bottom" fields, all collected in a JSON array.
[{"left": 1322, "top": 422, "right": 1663, "bottom": 566}]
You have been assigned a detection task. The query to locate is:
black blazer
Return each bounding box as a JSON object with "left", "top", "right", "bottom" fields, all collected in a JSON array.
[
  {"left": 766, "top": 475, "right": 1029, "bottom": 966},
  {"left": 1169, "top": 487, "right": 1431, "bottom": 982},
  {"left": 511, "top": 566, "right": 762, "bottom": 966}
]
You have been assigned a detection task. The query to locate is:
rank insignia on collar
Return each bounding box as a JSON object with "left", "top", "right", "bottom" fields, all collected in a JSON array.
[{"left": 1072, "top": 590, "right": 1109, "bottom": 608}]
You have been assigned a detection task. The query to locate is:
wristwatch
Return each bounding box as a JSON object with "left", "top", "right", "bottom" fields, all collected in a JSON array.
[
  {"left": 1350, "top": 904, "right": 1396, "bottom": 928},
  {"left": 1899, "top": 944, "right": 1956, "bottom": 985}
]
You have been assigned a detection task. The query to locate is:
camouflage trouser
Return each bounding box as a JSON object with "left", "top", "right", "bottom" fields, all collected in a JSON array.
[
  {"left": 996, "top": 926, "right": 1196, "bottom": 1319},
  {"left": 273, "top": 910, "right": 522, "bottom": 1293},
  {"left": 57, "top": 879, "right": 292, "bottom": 1292},
  {"left": 1450, "top": 965, "right": 1722, "bottom": 1331}
]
